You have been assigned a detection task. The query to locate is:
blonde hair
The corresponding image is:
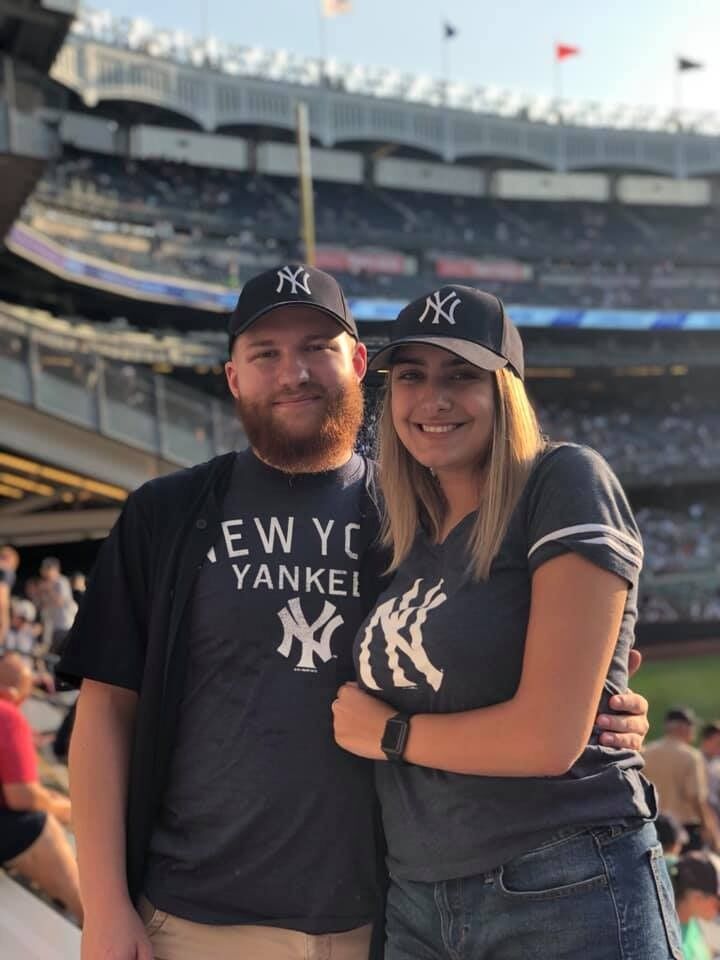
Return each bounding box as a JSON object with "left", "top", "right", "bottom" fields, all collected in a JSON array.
[{"left": 377, "top": 366, "right": 544, "bottom": 580}]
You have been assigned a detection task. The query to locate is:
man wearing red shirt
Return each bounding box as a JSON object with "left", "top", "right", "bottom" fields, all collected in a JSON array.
[{"left": 0, "top": 653, "right": 82, "bottom": 923}]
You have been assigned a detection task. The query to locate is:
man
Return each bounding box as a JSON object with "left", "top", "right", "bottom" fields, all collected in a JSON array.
[
  {"left": 58, "top": 265, "right": 650, "bottom": 960},
  {"left": 700, "top": 721, "right": 720, "bottom": 821},
  {"left": 37, "top": 557, "right": 77, "bottom": 655},
  {"left": 0, "top": 653, "right": 82, "bottom": 923},
  {"left": 0, "top": 544, "right": 20, "bottom": 645},
  {"left": 644, "top": 707, "right": 720, "bottom": 853}
]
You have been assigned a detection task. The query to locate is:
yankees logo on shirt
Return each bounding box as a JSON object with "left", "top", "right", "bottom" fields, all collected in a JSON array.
[
  {"left": 277, "top": 598, "right": 344, "bottom": 672},
  {"left": 358, "top": 578, "right": 446, "bottom": 691}
]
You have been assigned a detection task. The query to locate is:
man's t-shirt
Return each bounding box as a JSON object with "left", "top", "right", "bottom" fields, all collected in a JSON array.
[
  {"left": 0, "top": 700, "right": 38, "bottom": 808},
  {"left": 643, "top": 737, "right": 708, "bottom": 826},
  {"left": 41, "top": 576, "right": 77, "bottom": 632},
  {"left": 145, "top": 449, "right": 384, "bottom": 931},
  {"left": 355, "top": 443, "right": 653, "bottom": 882}
]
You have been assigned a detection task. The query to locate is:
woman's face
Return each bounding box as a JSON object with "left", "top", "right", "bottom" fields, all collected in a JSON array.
[{"left": 389, "top": 343, "right": 496, "bottom": 478}]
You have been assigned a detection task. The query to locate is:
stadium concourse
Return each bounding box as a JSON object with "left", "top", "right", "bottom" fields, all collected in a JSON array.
[{"left": 1, "top": 3, "right": 720, "bottom": 956}]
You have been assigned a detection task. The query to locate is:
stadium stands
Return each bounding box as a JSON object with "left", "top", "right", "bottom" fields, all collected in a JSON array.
[{"left": 21, "top": 152, "right": 720, "bottom": 310}]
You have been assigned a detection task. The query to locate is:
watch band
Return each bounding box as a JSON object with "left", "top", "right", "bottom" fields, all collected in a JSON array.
[{"left": 381, "top": 712, "right": 411, "bottom": 763}]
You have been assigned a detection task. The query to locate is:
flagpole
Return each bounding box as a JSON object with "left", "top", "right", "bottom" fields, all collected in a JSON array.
[
  {"left": 318, "top": 2, "right": 328, "bottom": 83},
  {"left": 442, "top": 30, "right": 449, "bottom": 105},
  {"left": 553, "top": 43, "right": 562, "bottom": 121}
]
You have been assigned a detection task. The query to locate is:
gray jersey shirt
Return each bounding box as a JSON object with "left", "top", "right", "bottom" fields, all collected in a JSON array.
[{"left": 354, "top": 443, "right": 653, "bottom": 882}]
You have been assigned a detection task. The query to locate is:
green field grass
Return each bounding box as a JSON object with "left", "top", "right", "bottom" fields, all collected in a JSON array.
[{"left": 631, "top": 654, "right": 720, "bottom": 742}]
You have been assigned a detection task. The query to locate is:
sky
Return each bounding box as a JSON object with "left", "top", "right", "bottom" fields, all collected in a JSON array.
[{"left": 92, "top": 0, "right": 720, "bottom": 115}]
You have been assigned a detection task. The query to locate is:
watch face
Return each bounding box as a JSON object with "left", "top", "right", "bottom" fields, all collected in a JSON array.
[{"left": 382, "top": 717, "right": 407, "bottom": 755}]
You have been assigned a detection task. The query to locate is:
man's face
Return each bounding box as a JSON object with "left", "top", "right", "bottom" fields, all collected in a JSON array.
[{"left": 225, "top": 307, "right": 367, "bottom": 472}]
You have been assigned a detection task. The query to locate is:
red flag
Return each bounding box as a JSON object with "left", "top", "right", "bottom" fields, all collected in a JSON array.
[{"left": 555, "top": 43, "right": 580, "bottom": 60}]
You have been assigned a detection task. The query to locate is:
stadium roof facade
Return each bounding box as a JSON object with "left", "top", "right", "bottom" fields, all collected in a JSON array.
[{"left": 51, "top": 16, "right": 720, "bottom": 177}]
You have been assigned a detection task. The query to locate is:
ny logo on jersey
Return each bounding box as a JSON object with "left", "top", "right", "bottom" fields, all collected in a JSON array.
[
  {"left": 277, "top": 598, "right": 344, "bottom": 671},
  {"left": 276, "top": 266, "right": 312, "bottom": 296},
  {"left": 358, "top": 579, "right": 446, "bottom": 692},
  {"left": 417, "top": 290, "right": 461, "bottom": 325}
]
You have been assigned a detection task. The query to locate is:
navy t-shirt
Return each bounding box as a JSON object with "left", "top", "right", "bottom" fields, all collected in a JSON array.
[
  {"left": 145, "top": 449, "right": 385, "bottom": 931},
  {"left": 355, "top": 443, "right": 654, "bottom": 882}
]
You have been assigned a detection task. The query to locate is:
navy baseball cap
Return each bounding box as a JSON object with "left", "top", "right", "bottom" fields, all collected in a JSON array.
[
  {"left": 368, "top": 285, "right": 524, "bottom": 380},
  {"left": 228, "top": 263, "right": 358, "bottom": 352}
]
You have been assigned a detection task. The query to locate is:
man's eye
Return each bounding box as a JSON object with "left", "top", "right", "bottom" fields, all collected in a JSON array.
[{"left": 395, "top": 370, "right": 421, "bottom": 381}]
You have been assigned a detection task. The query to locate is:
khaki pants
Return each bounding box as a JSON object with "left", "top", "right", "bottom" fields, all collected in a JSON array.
[{"left": 139, "top": 897, "right": 373, "bottom": 960}]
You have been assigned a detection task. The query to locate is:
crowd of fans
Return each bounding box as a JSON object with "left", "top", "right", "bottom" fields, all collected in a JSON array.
[
  {"left": 538, "top": 395, "right": 720, "bottom": 480},
  {"left": 647, "top": 710, "right": 720, "bottom": 958},
  {"left": 0, "top": 548, "right": 83, "bottom": 923},
  {"left": 26, "top": 152, "right": 720, "bottom": 311}
]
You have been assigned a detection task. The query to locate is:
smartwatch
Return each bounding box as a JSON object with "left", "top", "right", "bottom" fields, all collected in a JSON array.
[{"left": 381, "top": 713, "right": 411, "bottom": 763}]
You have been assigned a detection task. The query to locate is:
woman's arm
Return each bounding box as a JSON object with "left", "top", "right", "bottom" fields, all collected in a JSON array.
[{"left": 334, "top": 551, "right": 628, "bottom": 777}]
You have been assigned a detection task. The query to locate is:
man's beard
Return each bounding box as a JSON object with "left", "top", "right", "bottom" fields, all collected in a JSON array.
[{"left": 234, "top": 378, "right": 365, "bottom": 473}]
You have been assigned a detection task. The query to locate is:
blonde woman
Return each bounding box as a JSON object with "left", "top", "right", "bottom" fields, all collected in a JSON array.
[{"left": 332, "top": 287, "right": 682, "bottom": 959}]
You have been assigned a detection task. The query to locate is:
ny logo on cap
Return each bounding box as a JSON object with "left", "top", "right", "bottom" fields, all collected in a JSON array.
[
  {"left": 418, "top": 289, "right": 461, "bottom": 325},
  {"left": 276, "top": 266, "right": 312, "bottom": 296}
]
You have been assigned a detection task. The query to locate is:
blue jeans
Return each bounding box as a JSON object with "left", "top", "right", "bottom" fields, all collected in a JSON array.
[{"left": 385, "top": 822, "right": 682, "bottom": 960}]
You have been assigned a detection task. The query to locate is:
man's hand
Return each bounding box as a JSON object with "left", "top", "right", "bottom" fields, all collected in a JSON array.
[
  {"left": 47, "top": 789, "right": 72, "bottom": 826},
  {"left": 595, "top": 648, "right": 649, "bottom": 751},
  {"left": 81, "top": 900, "right": 153, "bottom": 960}
]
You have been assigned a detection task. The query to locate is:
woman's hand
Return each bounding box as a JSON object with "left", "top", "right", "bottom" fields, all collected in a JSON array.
[{"left": 332, "top": 682, "right": 396, "bottom": 760}]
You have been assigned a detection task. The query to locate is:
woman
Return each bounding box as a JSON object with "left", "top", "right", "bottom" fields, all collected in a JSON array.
[{"left": 333, "top": 286, "right": 682, "bottom": 959}]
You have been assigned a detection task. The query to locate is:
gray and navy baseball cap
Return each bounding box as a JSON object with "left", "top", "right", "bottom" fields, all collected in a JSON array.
[
  {"left": 228, "top": 263, "right": 358, "bottom": 353},
  {"left": 368, "top": 285, "right": 524, "bottom": 380}
]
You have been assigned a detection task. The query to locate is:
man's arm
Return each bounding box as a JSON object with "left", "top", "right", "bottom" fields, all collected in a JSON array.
[
  {"left": 0, "top": 580, "right": 9, "bottom": 643},
  {"left": 70, "top": 679, "right": 152, "bottom": 960},
  {"left": 3, "top": 781, "right": 72, "bottom": 825}
]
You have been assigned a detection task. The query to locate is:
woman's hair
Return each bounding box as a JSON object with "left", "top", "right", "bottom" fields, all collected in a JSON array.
[{"left": 377, "top": 366, "right": 544, "bottom": 580}]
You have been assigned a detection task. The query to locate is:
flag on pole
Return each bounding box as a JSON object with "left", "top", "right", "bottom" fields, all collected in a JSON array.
[
  {"left": 322, "top": 0, "right": 352, "bottom": 16},
  {"left": 555, "top": 43, "right": 580, "bottom": 61},
  {"left": 444, "top": 21, "right": 458, "bottom": 39},
  {"left": 677, "top": 56, "right": 703, "bottom": 71}
]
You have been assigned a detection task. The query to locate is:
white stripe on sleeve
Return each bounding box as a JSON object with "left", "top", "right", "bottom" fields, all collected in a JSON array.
[{"left": 528, "top": 523, "right": 644, "bottom": 564}]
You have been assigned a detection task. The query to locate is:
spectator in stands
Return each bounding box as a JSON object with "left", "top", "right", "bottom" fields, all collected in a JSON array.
[
  {"left": 655, "top": 812, "right": 688, "bottom": 870},
  {"left": 644, "top": 707, "right": 720, "bottom": 853},
  {"left": 5, "top": 599, "right": 54, "bottom": 695},
  {"left": 671, "top": 851, "right": 720, "bottom": 960},
  {"left": 37, "top": 557, "right": 77, "bottom": 656},
  {"left": 4, "top": 599, "right": 40, "bottom": 661},
  {"left": 0, "top": 545, "right": 20, "bottom": 645},
  {"left": 700, "top": 722, "right": 720, "bottom": 821},
  {"left": 0, "top": 653, "right": 82, "bottom": 923},
  {"left": 70, "top": 572, "right": 86, "bottom": 608}
]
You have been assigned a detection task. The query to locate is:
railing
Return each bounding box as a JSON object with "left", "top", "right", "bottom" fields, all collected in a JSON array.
[{"left": 0, "top": 309, "right": 245, "bottom": 467}]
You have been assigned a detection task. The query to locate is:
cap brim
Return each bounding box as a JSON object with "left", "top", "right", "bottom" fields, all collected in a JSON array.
[
  {"left": 368, "top": 336, "right": 508, "bottom": 373},
  {"left": 230, "top": 301, "right": 356, "bottom": 342}
]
